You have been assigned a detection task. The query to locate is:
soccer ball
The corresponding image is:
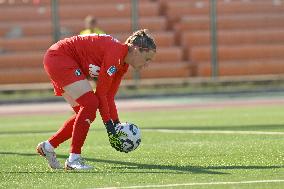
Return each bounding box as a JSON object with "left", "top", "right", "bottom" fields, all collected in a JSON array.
[{"left": 116, "top": 122, "right": 141, "bottom": 153}]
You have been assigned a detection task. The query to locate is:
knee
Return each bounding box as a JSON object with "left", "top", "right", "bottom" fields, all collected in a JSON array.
[{"left": 76, "top": 91, "right": 99, "bottom": 119}]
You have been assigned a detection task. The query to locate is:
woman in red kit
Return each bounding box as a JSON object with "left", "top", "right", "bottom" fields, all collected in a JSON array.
[{"left": 36, "top": 29, "right": 156, "bottom": 170}]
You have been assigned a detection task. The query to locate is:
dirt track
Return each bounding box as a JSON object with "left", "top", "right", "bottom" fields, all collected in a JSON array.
[{"left": 1, "top": 96, "right": 284, "bottom": 116}]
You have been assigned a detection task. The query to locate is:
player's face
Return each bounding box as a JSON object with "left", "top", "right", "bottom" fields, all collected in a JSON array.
[{"left": 132, "top": 49, "right": 156, "bottom": 71}]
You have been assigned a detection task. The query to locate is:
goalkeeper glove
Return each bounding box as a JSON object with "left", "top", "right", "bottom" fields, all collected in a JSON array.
[{"left": 104, "top": 120, "right": 124, "bottom": 152}]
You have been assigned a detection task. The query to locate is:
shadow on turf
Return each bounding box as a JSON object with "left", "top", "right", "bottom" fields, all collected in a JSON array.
[
  {"left": 1, "top": 151, "right": 283, "bottom": 175},
  {"left": 1, "top": 124, "right": 283, "bottom": 136},
  {"left": 0, "top": 129, "right": 97, "bottom": 135}
]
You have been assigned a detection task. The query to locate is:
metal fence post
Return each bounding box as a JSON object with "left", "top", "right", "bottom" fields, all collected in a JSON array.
[
  {"left": 210, "top": 0, "right": 218, "bottom": 78},
  {"left": 51, "top": 0, "right": 60, "bottom": 43},
  {"left": 131, "top": 0, "right": 140, "bottom": 86}
]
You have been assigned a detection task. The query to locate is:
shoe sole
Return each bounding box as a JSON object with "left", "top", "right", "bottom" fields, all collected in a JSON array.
[
  {"left": 64, "top": 163, "right": 93, "bottom": 170},
  {"left": 64, "top": 163, "right": 74, "bottom": 170},
  {"left": 36, "top": 144, "right": 46, "bottom": 157}
]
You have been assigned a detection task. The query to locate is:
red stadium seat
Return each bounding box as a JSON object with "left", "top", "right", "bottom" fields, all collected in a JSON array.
[
  {"left": 0, "top": 68, "right": 49, "bottom": 84},
  {"left": 124, "top": 62, "right": 193, "bottom": 79},
  {"left": 181, "top": 29, "right": 284, "bottom": 48},
  {"left": 1, "top": 0, "right": 284, "bottom": 84},
  {"left": 0, "top": 1, "right": 160, "bottom": 21},
  {"left": 176, "top": 14, "right": 284, "bottom": 32},
  {"left": 197, "top": 60, "right": 284, "bottom": 77},
  {"left": 0, "top": 17, "right": 167, "bottom": 37},
  {"left": 190, "top": 44, "right": 284, "bottom": 62}
]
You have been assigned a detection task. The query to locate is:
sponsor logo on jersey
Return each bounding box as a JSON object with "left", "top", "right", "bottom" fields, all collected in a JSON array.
[
  {"left": 75, "top": 69, "right": 82, "bottom": 76},
  {"left": 107, "top": 66, "right": 117, "bottom": 76},
  {"left": 89, "top": 64, "right": 100, "bottom": 77}
]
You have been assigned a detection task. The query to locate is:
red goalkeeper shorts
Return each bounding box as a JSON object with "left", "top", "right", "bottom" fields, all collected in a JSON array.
[{"left": 43, "top": 50, "right": 86, "bottom": 96}]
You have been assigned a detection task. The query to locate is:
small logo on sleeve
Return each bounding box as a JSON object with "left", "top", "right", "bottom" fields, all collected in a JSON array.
[
  {"left": 107, "top": 66, "right": 117, "bottom": 76},
  {"left": 75, "top": 69, "right": 82, "bottom": 76}
]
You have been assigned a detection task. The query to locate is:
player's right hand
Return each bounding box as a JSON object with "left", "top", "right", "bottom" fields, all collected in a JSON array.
[
  {"left": 104, "top": 120, "right": 117, "bottom": 136},
  {"left": 104, "top": 120, "right": 124, "bottom": 152}
]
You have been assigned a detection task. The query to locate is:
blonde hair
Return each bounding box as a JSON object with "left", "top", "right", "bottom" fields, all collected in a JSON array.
[{"left": 125, "top": 29, "right": 156, "bottom": 52}]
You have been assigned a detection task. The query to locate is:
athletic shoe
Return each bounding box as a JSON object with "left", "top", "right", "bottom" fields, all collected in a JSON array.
[
  {"left": 36, "top": 142, "right": 61, "bottom": 169},
  {"left": 64, "top": 157, "right": 93, "bottom": 170}
]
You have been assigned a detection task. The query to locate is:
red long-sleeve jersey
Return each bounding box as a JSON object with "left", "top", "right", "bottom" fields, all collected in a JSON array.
[{"left": 54, "top": 34, "right": 129, "bottom": 122}]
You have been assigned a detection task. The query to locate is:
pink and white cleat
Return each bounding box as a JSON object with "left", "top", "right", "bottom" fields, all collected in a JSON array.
[{"left": 36, "top": 142, "right": 61, "bottom": 169}]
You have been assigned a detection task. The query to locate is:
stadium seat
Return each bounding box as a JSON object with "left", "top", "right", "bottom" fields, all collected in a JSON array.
[
  {"left": 176, "top": 14, "right": 284, "bottom": 32},
  {"left": 197, "top": 60, "right": 284, "bottom": 77},
  {"left": 181, "top": 29, "right": 284, "bottom": 48},
  {"left": 0, "top": 0, "right": 151, "bottom": 6},
  {"left": 2, "top": 0, "right": 284, "bottom": 84},
  {"left": 0, "top": 51, "right": 44, "bottom": 68},
  {"left": 0, "top": 2, "right": 160, "bottom": 21},
  {"left": 124, "top": 62, "right": 193, "bottom": 79},
  {"left": 165, "top": 1, "right": 284, "bottom": 25},
  {"left": 0, "top": 31, "right": 175, "bottom": 53},
  {"left": 59, "top": 2, "right": 160, "bottom": 20},
  {"left": 0, "top": 21, "right": 53, "bottom": 37},
  {"left": 0, "top": 5, "right": 51, "bottom": 21},
  {"left": 0, "top": 0, "right": 153, "bottom": 6},
  {"left": 0, "top": 67, "right": 49, "bottom": 84},
  {"left": 191, "top": 44, "right": 284, "bottom": 76},
  {"left": 190, "top": 44, "right": 284, "bottom": 62},
  {"left": 140, "top": 62, "right": 192, "bottom": 78},
  {"left": 63, "top": 17, "right": 167, "bottom": 34},
  {"left": 0, "top": 36, "right": 52, "bottom": 52},
  {"left": 153, "top": 47, "right": 184, "bottom": 63},
  {"left": 0, "top": 17, "right": 167, "bottom": 37}
]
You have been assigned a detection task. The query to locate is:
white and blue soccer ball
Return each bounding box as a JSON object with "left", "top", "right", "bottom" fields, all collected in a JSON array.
[{"left": 116, "top": 122, "right": 141, "bottom": 153}]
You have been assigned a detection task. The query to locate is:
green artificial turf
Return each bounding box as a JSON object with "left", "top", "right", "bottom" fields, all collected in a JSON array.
[{"left": 0, "top": 105, "right": 283, "bottom": 189}]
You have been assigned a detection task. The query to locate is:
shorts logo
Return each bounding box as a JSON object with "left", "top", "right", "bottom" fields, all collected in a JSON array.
[
  {"left": 85, "top": 119, "right": 92, "bottom": 125},
  {"left": 75, "top": 69, "right": 82, "bottom": 76},
  {"left": 107, "top": 66, "right": 117, "bottom": 76}
]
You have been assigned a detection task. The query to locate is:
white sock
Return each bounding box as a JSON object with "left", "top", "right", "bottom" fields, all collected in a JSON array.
[
  {"left": 44, "top": 141, "right": 54, "bottom": 152},
  {"left": 69, "top": 153, "right": 81, "bottom": 162}
]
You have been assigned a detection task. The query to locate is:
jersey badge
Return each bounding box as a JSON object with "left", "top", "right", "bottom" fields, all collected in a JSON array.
[
  {"left": 107, "top": 66, "right": 117, "bottom": 76},
  {"left": 75, "top": 69, "right": 82, "bottom": 76}
]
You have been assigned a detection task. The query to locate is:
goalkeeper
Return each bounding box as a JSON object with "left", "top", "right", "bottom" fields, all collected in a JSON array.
[{"left": 36, "top": 29, "right": 156, "bottom": 170}]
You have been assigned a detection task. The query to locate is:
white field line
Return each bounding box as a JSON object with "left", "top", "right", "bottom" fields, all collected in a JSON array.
[
  {"left": 0, "top": 132, "right": 55, "bottom": 137},
  {"left": 1, "top": 129, "right": 284, "bottom": 137},
  {"left": 144, "top": 129, "right": 284, "bottom": 135},
  {"left": 93, "top": 179, "right": 284, "bottom": 189}
]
